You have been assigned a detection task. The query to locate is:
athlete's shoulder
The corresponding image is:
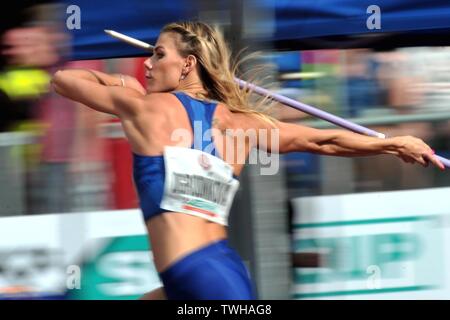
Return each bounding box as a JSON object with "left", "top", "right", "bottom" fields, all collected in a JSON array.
[
  {"left": 213, "top": 104, "right": 271, "bottom": 131},
  {"left": 227, "top": 110, "right": 271, "bottom": 130},
  {"left": 141, "top": 92, "right": 181, "bottom": 113},
  {"left": 142, "top": 92, "right": 178, "bottom": 103}
]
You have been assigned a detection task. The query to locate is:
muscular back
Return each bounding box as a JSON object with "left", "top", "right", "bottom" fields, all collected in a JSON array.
[{"left": 121, "top": 92, "right": 253, "bottom": 177}]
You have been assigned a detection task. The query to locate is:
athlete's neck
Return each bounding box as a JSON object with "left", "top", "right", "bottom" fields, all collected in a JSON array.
[{"left": 175, "top": 75, "right": 208, "bottom": 99}]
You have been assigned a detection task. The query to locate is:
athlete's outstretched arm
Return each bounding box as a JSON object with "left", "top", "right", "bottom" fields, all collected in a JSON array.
[
  {"left": 51, "top": 69, "right": 145, "bottom": 116},
  {"left": 245, "top": 116, "right": 445, "bottom": 170}
]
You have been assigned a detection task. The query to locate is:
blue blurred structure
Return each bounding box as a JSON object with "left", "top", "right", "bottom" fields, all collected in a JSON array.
[
  {"left": 66, "top": 0, "right": 196, "bottom": 60},
  {"left": 272, "top": 0, "right": 450, "bottom": 39},
  {"left": 67, "top": 0, "right": 450, "bottom": 60},
  {"left": 346, "top": 57, "right": 384, "bottom": 117}
]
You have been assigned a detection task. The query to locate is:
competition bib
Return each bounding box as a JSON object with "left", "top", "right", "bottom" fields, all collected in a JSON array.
[{"left": 160, "top": 146, "right": 240, "bottom": 225}]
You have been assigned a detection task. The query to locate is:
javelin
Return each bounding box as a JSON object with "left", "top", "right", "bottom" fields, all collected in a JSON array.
[{"left": 104, "top": 29, "right": 450, "bottom": 169}]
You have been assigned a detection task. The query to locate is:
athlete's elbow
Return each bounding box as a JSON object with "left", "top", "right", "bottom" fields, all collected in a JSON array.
[
  {"left": 51, "top": 70, "right": 63, "bottom": 86},
  {"left": 51, "top": 70, "right": 71, "bottom": 96},
  {"left": 50, "top": 71, "right": 59, "bottom": 92},
  {"left": 52, "top": 69, "right": 64, "bottom": 79}
]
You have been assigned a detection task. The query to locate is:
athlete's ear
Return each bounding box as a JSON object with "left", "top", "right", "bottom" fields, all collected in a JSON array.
[{"left": 183, "top": 55, "right": 197, "bottom": 74}]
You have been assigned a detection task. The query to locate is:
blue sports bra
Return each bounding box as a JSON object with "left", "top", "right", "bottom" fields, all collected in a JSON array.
[{"left": 133, "top": 91, "right": 238, "bottom": 221}]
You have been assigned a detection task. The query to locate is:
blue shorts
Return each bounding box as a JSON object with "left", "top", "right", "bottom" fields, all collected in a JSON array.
[{"left": 159, "top": 239, "right": 256, "bottom": 300}]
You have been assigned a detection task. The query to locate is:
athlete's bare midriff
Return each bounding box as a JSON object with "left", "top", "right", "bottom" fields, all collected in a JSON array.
[
  {"left": 123, "top": 93, "right": 252, "bottom": 273},
  {"left": 146, "top": 213, "right": 228, "bottom": 273}
]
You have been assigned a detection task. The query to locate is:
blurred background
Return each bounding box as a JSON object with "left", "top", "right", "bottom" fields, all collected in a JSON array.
[{"left": 0, "top": 0, "right": 449, "bottom": 299}]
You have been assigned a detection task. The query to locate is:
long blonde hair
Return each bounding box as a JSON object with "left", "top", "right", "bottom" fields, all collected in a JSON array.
[{"left": 161, "top": 21, "right": 277, "bottom": 126}]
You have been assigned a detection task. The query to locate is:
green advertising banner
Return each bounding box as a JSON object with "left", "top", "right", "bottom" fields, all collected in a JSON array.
[{"left": 68, "top": 235, "right": 161, "bottom": 300}]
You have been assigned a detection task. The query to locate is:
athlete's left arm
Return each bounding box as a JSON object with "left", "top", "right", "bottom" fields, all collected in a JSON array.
[
  {"left": 247, "top": 116, "right": 445, "bottom": 170},
  {"left": 274, "top": 121, "right": 394, "bottom": 155}
]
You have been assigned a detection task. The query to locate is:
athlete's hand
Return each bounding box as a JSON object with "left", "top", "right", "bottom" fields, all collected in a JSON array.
[{"left": 393, "top": 135, "right": 445, "bottom": 170}]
